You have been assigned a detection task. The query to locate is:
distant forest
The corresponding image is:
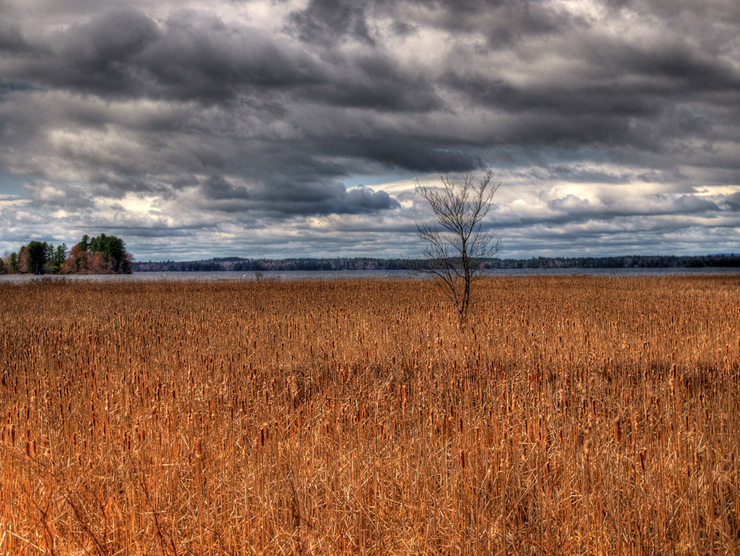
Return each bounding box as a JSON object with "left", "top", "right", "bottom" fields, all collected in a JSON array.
[{"left": 133, "top": 254, "right": 740, "bottom": 272}]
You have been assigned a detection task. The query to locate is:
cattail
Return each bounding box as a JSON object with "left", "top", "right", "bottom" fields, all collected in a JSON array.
[
  {"left": 460, "top": 449, "right": 466, "bottom": 470},
  {"left": 632, "top": 413, "right": 639, "bottom": 440},
  {"left": 195, "top": 437, "right": 203, "bottom": 459},
  {"left": 288, "top": 374, "right": 298, "bottom": 407},
  {"left": 614, "top": 418, "right": 621, "bottom": 443}
]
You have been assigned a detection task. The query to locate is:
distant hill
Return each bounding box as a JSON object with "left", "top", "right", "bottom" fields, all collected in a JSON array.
[{"left": 133, "top": 254, "right": 740, "bottom": 272}]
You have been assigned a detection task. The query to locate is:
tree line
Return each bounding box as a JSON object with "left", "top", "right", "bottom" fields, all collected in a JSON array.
[
  {"left": 0, "top": 234, "right": 133, "bottom": 275},
  {"left": 134, "top": 257, "right": 409, "bottom": 272},
  {"left": 132, "top": 253, "right": 740, "bottom": 273},
  {"left": 482, "top": 254, "right": 740, "bottom": 269}
]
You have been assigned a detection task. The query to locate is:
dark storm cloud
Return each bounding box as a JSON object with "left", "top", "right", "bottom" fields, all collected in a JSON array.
[
  {"left": 445, "top": 48, "right": 739, "bottom": 150},
  {"left": 545, "top": 166, "right": 631, "bottom": 185},
  {"left": 304, "top": 52, "right": 442, "bottom": 112},
  {"left": 61, "top": 9, "right": 160, "bottom": 70},
  {"left": 449, "top": 75, "right": 659, "bottom": 119},
  {"left": 197, "top": 174, "right": 398, "bottom": 215},
  {"left": 201, "top": 175, "right": 250, "bottom": 201},
  {"left": 671, "top": 195, "right": 721, "bottom": 214},
  {"left": 7, "top": 8, "right": 326, "bottom": 102},
  {"left": 5, "top": 5, "right": 441, "bottom": 112},
  {"left": 0, "top": 1, "right": 28, "bottom": 54},
  {"left": 724, "top": 192, "right": 740, "bottom": 212},
  {"left": 288, "top": 0, "right": 374, "bottom": 45},
  {"left": 1, "top": 0, "right": 739, "bottom": 259},
  {"left": 137, "top": 13, "right": 325, "bottom": 102},
  {"left": 257, "top": 184, "right": 399, "bottom": 215},
  {"left": 0, "top": 21, "right": 28, "bottom": 54},
  {"left": 317, "top": 137, "right": 482, "bottom": 173},
  {"left": 97, "top": 226, "right": 197, "bottom": 239},
  {"left": 345, "top": 186, "right": 397, "bottom": 211},
  {"left": 388, "top": 0, "right": 573, "bottom": 46}
]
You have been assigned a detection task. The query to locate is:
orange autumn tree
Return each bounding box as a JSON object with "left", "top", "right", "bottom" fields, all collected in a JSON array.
[{"left": 64, "top": 234, "right": 133, "bottom": 274}]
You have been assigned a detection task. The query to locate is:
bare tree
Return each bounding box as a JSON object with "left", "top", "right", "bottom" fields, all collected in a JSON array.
[{"left": 414, "top": 168, "right": 502, "bottom": 325}]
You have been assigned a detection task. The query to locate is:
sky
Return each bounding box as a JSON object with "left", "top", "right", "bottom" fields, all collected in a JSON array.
[{"left": 0, "top": 0, "right": 739, "bottom": 261}]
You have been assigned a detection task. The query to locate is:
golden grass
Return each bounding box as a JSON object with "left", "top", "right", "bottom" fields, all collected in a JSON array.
[{"left": 1, "top": 275, "right": 739, "bottom": 555}]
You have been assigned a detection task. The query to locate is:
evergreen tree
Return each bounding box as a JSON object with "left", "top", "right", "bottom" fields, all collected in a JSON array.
[
  {"left": 48, "top": 243, "right": 67, "bottom": 274},
  {"left": 7, "top": 252, "right": 18, "bottom": 273},
  {"left": 26, "top": 241, "right": 50, "bottom": 275}
]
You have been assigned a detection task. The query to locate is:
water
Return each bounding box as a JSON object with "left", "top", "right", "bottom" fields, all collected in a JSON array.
[{"left": 1, "top": 267, "right": 739, "bottom": 283}]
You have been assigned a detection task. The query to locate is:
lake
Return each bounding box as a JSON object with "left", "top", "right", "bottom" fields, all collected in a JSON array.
[{"left": 2, "top": 267, "right": 740, "bottom": 282}]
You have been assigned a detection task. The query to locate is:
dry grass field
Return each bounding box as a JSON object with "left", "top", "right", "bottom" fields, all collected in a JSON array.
[{"left": 1, "top": 275, "right": 739, "bottom": 555}]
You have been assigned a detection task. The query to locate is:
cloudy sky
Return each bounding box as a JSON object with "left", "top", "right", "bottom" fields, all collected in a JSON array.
[{"left": 1, "top": 0, "right": 739, "bottom": 261}]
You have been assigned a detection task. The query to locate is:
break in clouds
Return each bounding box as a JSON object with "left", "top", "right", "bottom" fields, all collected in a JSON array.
[{"left": 0, "top": 0, "right": 739, "bottom": 260}]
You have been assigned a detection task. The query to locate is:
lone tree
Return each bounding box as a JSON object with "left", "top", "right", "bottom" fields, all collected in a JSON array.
[{"left": 415, "top": 168, "right": 502, "bottom": 325}]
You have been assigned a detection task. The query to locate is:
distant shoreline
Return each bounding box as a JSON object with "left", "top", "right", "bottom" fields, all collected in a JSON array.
[{"left": 132, "top": 254, "right": 740, "bottom": 272}]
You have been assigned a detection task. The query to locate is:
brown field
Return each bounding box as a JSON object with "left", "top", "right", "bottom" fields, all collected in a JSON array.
[{"left": 1, "top": 275, "right": 739, "bottom": 555}]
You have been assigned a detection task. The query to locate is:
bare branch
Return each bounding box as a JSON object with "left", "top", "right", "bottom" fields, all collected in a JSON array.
[{"left": 414, "top": 168, "right": 502, "bottom": 325}]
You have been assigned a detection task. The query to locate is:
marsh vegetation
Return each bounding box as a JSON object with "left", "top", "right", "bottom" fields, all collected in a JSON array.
[{"left": 1, "top": 276, "right": 739, "bottom": 554}]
